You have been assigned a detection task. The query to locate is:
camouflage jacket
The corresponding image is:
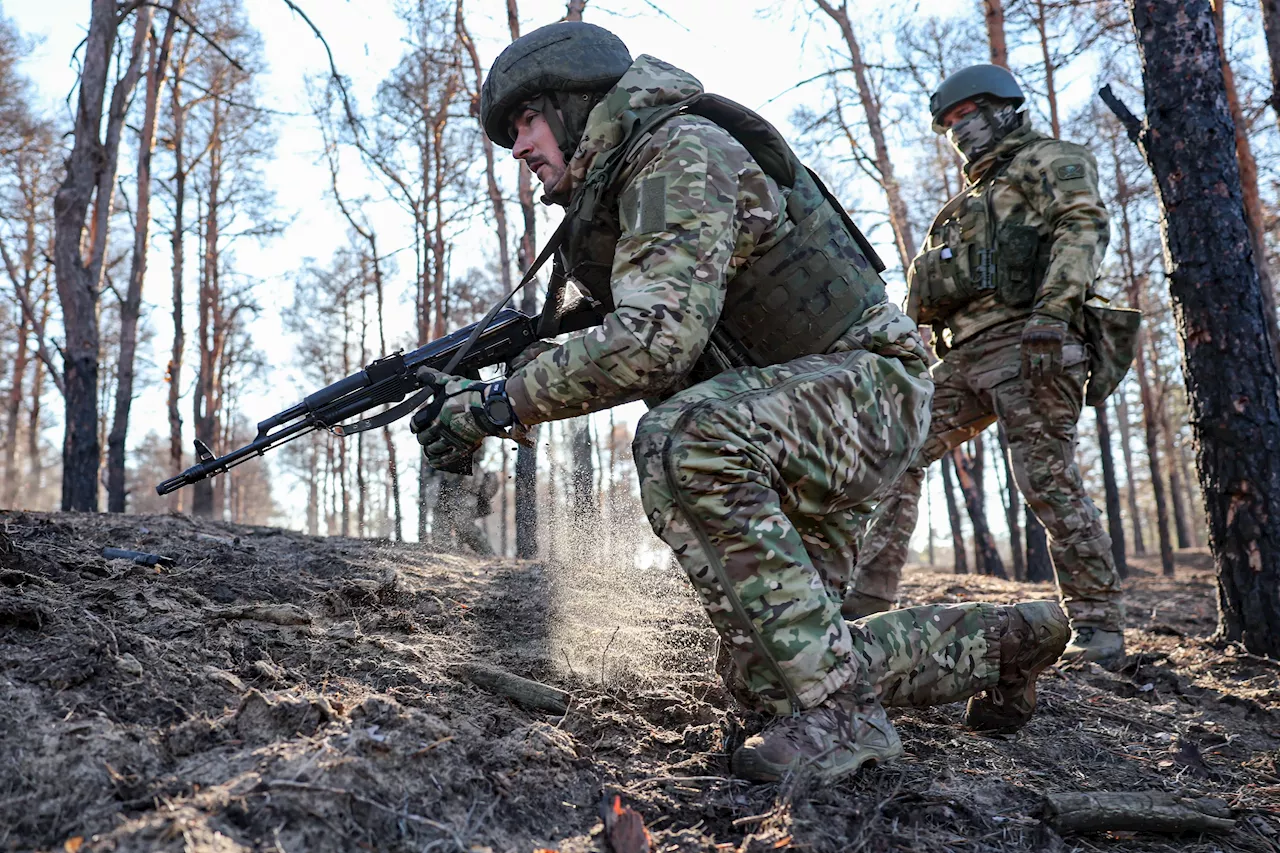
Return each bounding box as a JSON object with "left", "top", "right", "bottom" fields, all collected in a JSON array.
[
  {"left": 906, "top": 116, "right": 1110, "bottom": 347},
  {"left": 507, "top": 56, "right": 922, "bottom": 424}
]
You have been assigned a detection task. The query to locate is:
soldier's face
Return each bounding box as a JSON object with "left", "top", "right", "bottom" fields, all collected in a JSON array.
[
  {"left": 940, "top": 99, "right": 979, "bottom": 129},
  {"left": 511, "top": 107, "right": 567, "bottom": 189}
]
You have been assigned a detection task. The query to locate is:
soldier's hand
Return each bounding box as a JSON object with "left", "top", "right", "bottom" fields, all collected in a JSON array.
[
  {"left": 1020, "top": 315, "right": 1069, "bottom": 386},
  {"left": 409, "top": 368, "right": 495, "bottom": 475},
  {"left": 507, "top": 338, "right": 559, "bottom": 374}
]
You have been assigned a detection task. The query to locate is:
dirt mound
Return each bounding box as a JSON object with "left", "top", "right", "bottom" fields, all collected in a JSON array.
[{"left": 0, "top": 510, "right": 1276, "bottom": 852}]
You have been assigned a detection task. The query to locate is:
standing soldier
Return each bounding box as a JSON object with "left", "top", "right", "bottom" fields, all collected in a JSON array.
[
  {"left": 412, "top": 25, "right": 1071, "bottom": 781},
  {"left": 844, "top": 65, "right": 1124, "bottom": 667}
]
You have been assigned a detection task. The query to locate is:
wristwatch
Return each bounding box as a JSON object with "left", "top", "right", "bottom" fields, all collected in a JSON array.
[{"left": 471, "top": 379, "right": 520, "bottom": 435}]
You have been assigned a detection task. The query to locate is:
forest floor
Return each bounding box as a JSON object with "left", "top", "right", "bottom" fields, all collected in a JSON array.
[{"left": 1, "top": 509, "right": 1278, "bottom": 853}]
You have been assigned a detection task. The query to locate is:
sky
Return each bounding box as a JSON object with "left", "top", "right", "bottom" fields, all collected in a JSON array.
[{"left": 3, "top": 0, "right": 1075, "bottom": 556}]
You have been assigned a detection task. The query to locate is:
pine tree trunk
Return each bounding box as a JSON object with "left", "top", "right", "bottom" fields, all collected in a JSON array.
[
  {"left": 108, "top": 11, "right": 176, "bottom": 513},
  {"left": 1095, "top": 404, "right": 1128, "bottom": 578},
  {"left": 982, "top": 0, "right": 1008, "bottom": 67},
  {"left": 1114, "top": 390, "right": 1147, "bottom": 555},
  {"left": 52, "top": 0, "right": 122, "bottom": 511},
  {"left": 1122, "top": 0, "right": 1280, "bottom": 656},
  {"left": 941, "top": 454, "right": 967, "bottom": 574},
  {"left": 812, "top": 0, "right": 917, "bottom": 271}
]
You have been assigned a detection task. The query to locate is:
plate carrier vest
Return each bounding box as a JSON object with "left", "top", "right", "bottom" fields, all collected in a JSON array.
[{"left": 537, "top": 93, "right": 889, "bottom": 370}]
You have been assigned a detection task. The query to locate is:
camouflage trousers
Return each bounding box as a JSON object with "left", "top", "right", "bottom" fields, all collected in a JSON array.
[
  {"left": 850, "top": 320, "right": 1123, "bottom": 630},
  {"left": 634, "top": 346, "right": 932, "bottom": 716}
]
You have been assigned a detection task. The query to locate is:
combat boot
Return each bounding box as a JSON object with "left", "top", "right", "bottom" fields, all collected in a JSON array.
[
  {"left": 731, "top": 689, "right": 902, "bottom": 782},
  {"left": 962, "top": 600, "right": 1070, "bottom": 733},
  {"left": 841, "top": 591, "right": 894, "bottom": 621},
  {"left": 1061, "top": 625, "right": 1125, "bottom": 668}
]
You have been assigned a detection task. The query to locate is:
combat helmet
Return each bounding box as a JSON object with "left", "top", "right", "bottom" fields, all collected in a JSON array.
[
  {"left": 929, "top": 64, "right": 1024, "bottom": 131},
  {"left": 480, "top": 22, "right": 632, "bottom": 155}
]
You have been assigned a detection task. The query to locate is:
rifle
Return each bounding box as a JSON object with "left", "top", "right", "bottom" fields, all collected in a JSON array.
[{"left": 156, "top": 308, "right": 536, "bottom": 496}]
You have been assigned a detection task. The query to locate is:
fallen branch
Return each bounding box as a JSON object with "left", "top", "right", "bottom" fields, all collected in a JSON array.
[
  {"left": 1045, "top": 792, "right": 1236, "bottom": 835},
  {"left": 450, "top": 663, "right": 569, "bottom": 714},
  {"left": 207, "top": 604, "right": 313, "bottom": 626}
]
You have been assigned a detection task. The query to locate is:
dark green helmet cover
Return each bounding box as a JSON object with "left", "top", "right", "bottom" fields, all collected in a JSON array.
[
  {"left": 929, "top": 64, "right": 1024, "bottom": 130},
  {"left": 481, "top": 22, "right": 632, "bottom": 150}
]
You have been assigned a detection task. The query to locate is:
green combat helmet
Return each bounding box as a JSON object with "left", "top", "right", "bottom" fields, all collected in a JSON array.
[
  {"left": 480, "top": 22, "right": 633, "bottom": 157},
  {"left": 929, "top": 64, "right": 1025, "bottom": 131}
]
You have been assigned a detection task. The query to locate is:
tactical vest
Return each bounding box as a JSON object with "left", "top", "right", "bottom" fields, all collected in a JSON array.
[
  {"left": 911, "top": 140, "right": 1053, "bottom": 319},
  {"left": 538, "top": 94, "right": 888, "bottom": 369}
]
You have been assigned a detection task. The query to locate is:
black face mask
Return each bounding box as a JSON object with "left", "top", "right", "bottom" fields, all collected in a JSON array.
[{"left": 944, "top": 99, "right": 1024, "bottom": 164}]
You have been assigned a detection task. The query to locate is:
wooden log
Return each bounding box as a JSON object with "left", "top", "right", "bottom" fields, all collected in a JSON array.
[
  {"left": 451, "top": 663, "right": 570, "bottom": 714},
  {"left": 1045, "top": 792, "right": 1236, "bottom": 834}
]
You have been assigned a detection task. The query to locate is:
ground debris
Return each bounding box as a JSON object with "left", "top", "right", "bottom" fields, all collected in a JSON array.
[{"left": 0, "top": 510, "right": 1276, "bottom": 853}]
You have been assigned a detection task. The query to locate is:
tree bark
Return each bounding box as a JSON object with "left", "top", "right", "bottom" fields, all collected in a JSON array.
[
  {"left": 1114, "top": 390, "right": 1147, "bottom": 555},
  {"left": 1157, "top": 384, "right": 1192, "bottom": 550},
  {"left": 108, "top": 9, "right": 177, "bottom": 513},
  {"left": 941, "top": 453, "right": 967, "bottom": 574},
  {"left": 1213, "top": 3, "right": 1280, "bottom": 374},
  {"left": 812, "top": 0, "right": 917, "bottom": 272},
  {"left": 1095, "top": 404, "right": 1128, "bottom": 578},
  {"left": 1123, "top": 0, "right": 1280, "bottom": 656},
  {"left": 982, "top": 0, "right": 1009, "bottom": 67},
  {"left": 53, "top": 1, "right": 149, "bottom": 511}
]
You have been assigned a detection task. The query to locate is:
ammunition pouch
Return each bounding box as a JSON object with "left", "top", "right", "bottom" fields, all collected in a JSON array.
[{"left": 1082, "top": 303, "right": 1142, "bottom": 406}]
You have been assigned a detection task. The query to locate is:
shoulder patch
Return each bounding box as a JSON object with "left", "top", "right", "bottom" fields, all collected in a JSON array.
[{"left": 1051, "top": 157, "right": 1087, "bottom": 183}]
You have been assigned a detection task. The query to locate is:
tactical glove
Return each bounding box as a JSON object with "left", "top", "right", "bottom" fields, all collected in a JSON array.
[
  {"left": 410, "top": 368, "right": 518, "bottom": 475},
  {"left": 1020, "top": 315, "right": 1069, "bottom": 386}
]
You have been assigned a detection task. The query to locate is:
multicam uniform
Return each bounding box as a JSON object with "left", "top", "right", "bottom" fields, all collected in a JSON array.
[
  {"left": 850, "top": 116, "right": 1124, "bottom": 632},
  {"left": 504, "top": 56, "right": 1045, "bottom": 717}
]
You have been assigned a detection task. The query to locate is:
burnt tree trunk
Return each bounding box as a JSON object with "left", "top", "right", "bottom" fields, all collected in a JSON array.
[
  {"left": 941, "top": 453, "right": 968, "bottom": 575},
  {"left": 1213, "top": 3, "right": 1280, "bottom": 373},
  {"left": 1121, "top": 0, "right": 1280, "bottom": 656},
  {"left": 1025, "top": 507, "right": 1053, "bottom": 582},
  {"left": 1095, "top": 404, "right": 1128, "bottom": 578},
  {"left": 53, "top": 1, "right": 149, "bottom": 511},
  {"left": 953, "top": 444, "right": 1006, "bottom": 578}
]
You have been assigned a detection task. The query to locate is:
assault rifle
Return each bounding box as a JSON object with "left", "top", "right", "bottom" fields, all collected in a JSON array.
[{"left": 155, "top": 308, "right": 537, "bottom": 496}]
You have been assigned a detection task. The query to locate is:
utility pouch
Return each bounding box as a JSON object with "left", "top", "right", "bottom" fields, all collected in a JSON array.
[
  {"left": 913, "top": 245, "right": 974, "bottom": 315},
  {"left": 997, "top": 224, "right": 1042, "bottom": 308},
  {"left": 1082, "top": 303, "right": 1142, "bottom": 406}
]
